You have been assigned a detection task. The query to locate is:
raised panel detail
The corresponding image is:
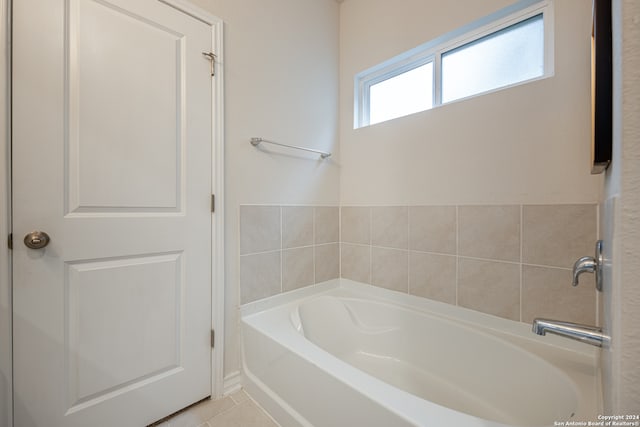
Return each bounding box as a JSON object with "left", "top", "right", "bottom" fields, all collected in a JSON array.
[
  {"left": 66, "top": 0, "right": 185, "bottom": 214},
  {"left": 65, "top": 253, "right": 183, "bottom": 408}
]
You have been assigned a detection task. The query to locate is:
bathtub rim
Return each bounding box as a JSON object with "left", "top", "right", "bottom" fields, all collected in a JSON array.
[{"left": 241, "top": 278, "right": 600, "bottom": 359}]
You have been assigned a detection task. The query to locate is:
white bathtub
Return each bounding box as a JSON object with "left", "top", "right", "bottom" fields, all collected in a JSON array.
[{"left": 241, "top": 279, "right": 601, "bottom": 427}]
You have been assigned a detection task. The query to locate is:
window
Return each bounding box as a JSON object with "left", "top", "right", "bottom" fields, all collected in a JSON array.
[
  {"left": 441, "top": 15, "right": 544, "bottom": 103},
  {"left": 355, "top": 1, "right": 553, "bottom": 128},
  {"left": 370, "top": 62, "right": 434, "bottom": 125}
]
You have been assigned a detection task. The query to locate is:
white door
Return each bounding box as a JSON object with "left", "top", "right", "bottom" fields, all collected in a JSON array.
[{"left": 12, "top": 0, "right": 213, "bottom": 426}]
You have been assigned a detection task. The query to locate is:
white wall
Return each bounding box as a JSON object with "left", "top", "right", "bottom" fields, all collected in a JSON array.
[
  {"left": 602, "top": 0, "right": 640, "bottom": 413},
  {"left": 189, "top": 0, "right": 341, "bottom": 381},
  {"left": 339, "top": 0, "right": 602, "bottom": 206},
  {"left": 0, "top": 0, "right": 11, "bottom": 425}
]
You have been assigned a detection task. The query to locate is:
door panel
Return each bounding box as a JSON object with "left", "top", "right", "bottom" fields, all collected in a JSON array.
[
  {"left": 66, "top": 253, "right": 182, "bottom": 407},
  {"left": 69, "top": 0, "right": 183, "bottom": 212},
  {"left": 12, "top": 0, "right": 213, "bottom": 426}
]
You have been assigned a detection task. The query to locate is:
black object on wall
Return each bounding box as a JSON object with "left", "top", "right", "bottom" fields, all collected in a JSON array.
[{"left": 591, "top": 0, "right": 612, "bottom": 174}]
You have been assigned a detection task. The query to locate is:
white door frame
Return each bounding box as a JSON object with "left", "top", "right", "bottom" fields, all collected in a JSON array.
[
  {"left": 0, "top": 0, "right": 12, "bottom": 426},
  {"left": 0, "top": 2, "right": 225, "bottom": 425}
]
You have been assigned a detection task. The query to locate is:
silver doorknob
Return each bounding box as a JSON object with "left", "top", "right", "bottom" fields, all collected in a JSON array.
[{"left": 24, "top": 231, "right": 51, "bottom": 249}]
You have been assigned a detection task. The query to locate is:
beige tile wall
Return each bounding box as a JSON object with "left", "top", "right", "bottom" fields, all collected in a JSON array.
[
  {"left": 341, "top": 204, "right": 599, "bottom": 324},
  {"left": 239, "top": 205, "right": 340, "bottom": 304},
  {"left": 239, "top": 203, "right": 599, "bottom": 325}
]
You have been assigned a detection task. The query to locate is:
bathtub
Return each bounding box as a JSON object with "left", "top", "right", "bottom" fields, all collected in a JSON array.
[{"left": 241, "top": 279, "right": 601, "bottom": 427}]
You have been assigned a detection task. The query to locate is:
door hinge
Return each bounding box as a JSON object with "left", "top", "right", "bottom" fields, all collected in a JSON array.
[
  {"left": 7, "top": 233, "right": 12, "bottom": 250},
  {"left": 211, "top": 194, "right": 215, "bottom": 213},
  {"left": 211, "top": 329, "right": 215, "bottom": 348}
]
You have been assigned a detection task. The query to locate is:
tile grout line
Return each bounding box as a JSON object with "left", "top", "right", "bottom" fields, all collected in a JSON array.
[
  {"left": 280, "top": 206, "right": 283, "bottom": 294},
  {"left": 455, "top": 205, "right": 459, "bottom": 306},
  {"left": 242, "top": 390, "right": 283, "bottom": 427},
  {"left": 281, "top": 244, "right": 319, "bottom": 252},
  {"left": 241, "top": 241, "right": 339, "bottom": 257},
  {"left": 520, "top": 262, "right": 573, "bottom": 271},
  {"left": 313, "top": 207, "right": 316, "bottom": 285},
  {"left": 315, "top": 242, "right": 339, "bottom": 248},
  {"left": 369, "top": 207, "right": 372, "bottom": 284},
  {"left": 520, "top": 204, "right": 524, "bottom": 323},
  {"left": 405, "top": 248, "right": 459, "bottom": 258},
  {"left": 205, "top": 396, "right": 243, "bottom": 425},
  {"left": 237, "top": 205, "right": 242, "bottom": 307},
  {"left": 407, "top": 206, "right": 411, "bottom": 295},
  {"left": 454, "top": 255, "right": 530, "bottom": 266},
  {"left": 239, "top": 248, "right": 291, "bottom": 257},
  {"left": 229, "top": 391, "right": 243, "bottom": 405},
  {"left": 339, "top": 206, "right": 342, "bottom": 280}
]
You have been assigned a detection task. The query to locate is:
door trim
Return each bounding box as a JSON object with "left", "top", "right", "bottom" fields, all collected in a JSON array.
[{"left": 0, "top": 0, "right": 12, "bottom": 425}]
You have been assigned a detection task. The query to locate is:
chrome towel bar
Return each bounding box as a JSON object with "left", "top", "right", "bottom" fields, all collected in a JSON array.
[{"left": 250, "top": 137, "right": 331, "bottom": 159}]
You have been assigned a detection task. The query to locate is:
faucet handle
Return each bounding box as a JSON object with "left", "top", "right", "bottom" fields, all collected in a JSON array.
[
  {"left": 571, "top": 240, "right": 603, "bottom": 292},
  {"left": 572, "top": 256, "right": 596, "bottom": 286}
]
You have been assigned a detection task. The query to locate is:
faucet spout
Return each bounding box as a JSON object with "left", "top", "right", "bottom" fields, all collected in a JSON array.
[{"left": 532, "top": 318, "right": 609, "bottom": 347}]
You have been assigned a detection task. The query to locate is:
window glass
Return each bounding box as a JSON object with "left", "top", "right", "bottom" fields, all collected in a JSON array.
[
  {"left": 441, "top": 14, "right": 544, "bottom": 104},
  {"left": 369, "top": 62, "right": 433, "bottom": 125}
]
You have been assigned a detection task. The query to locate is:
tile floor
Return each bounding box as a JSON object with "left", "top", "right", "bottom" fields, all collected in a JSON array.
[{"left": 151, "top": 389, "right": 279, "bottom": 427}]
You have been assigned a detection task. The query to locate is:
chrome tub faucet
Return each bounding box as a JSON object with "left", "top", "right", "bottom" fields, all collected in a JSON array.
[{"left": 532, "top": 240, "right": 609, "bottom": 348}]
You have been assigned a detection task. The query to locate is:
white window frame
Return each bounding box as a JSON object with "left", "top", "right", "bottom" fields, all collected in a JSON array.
[{"left": 354, "top": 0, "right": 554, "bottom": 128}]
